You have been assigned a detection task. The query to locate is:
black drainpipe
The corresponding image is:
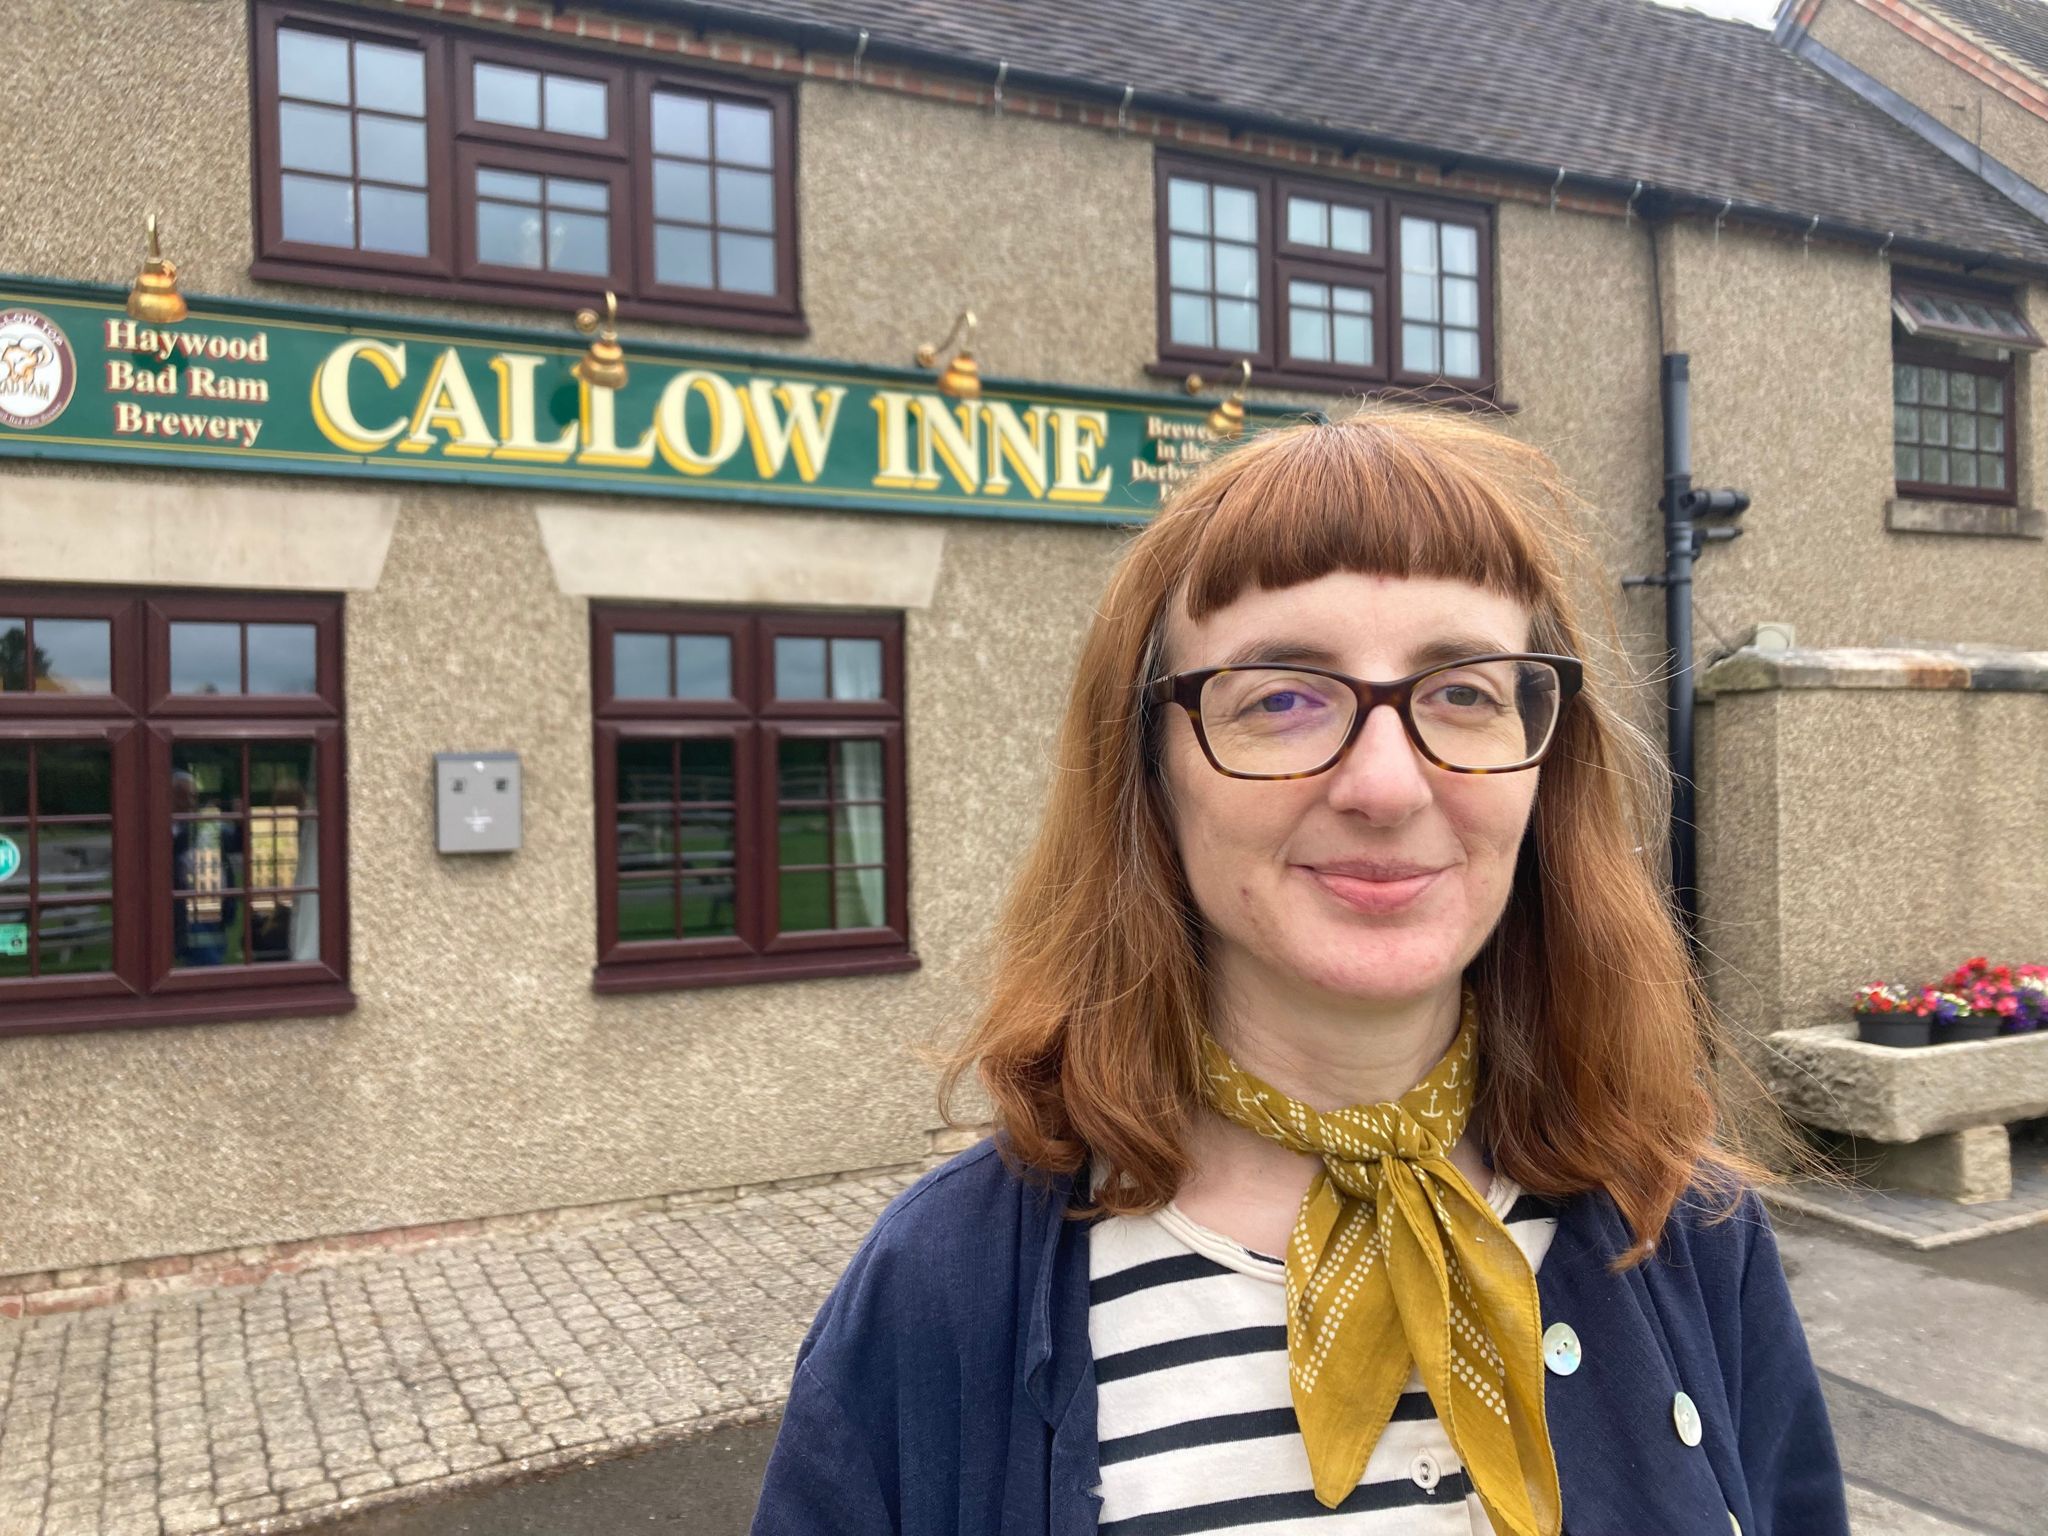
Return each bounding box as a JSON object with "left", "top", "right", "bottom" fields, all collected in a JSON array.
[{"left": 1624, "top": 355, "right": 1748, "bottom": 957}]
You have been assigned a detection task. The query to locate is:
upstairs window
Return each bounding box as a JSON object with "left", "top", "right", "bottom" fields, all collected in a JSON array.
[
  {"left": 1155, "top": 155, "right": 1493, "bottom": 394},
  {"left": 1891, "top": 276, "right": 2039, "bottom": 505},
  {"left": 252, "top": 2, "right": 800, "bottom": 331}
]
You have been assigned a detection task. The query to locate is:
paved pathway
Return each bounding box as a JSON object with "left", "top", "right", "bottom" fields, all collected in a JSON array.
[{"left": 0, "top": 1170, "right": 913, "bottom": 1536}]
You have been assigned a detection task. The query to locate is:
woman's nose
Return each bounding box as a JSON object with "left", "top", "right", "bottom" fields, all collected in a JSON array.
[{"left": 1323, "top": 702, "right": 1433, "bottom": 820}]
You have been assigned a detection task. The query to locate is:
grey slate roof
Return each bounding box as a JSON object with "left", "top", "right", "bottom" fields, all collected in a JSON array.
[
  {"left": 1916, "top": 0, "right": 2048, "bottom": 83},
  {"left": 668, "top": 0, "right": 2048, "bottom": 267}
]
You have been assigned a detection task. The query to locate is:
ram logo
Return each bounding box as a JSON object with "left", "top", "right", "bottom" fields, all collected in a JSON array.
[{"left": 0, "top": 310, "right": 75, "bottom": 430}]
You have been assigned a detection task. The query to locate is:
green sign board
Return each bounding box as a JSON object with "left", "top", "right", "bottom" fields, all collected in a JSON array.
[
  {"left": 0, "top": 923, "right": 24, "bottom": 959},
  {"left": 0, "top": 834, "right": 18, "bottom": 885},
  {"left": 0, "top": 277, "right": 1308, "bottom": 525}
]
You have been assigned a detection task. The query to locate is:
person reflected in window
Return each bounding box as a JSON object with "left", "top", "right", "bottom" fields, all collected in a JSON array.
[{"left": 171, "top": 768, "right": 243, "bottom": 966}]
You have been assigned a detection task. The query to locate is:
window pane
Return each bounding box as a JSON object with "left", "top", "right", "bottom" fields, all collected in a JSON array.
[
  {"left": 716, "top": 232, "right": 776, "bottom": 294},
  {"left": 1922, "top": 411, "right": 1948, "bottom": 446},
  {"left": 280, "top": 102, "right": 353, "bottom": 177},
  {"left": 834, "top": 803, "right": 884, "bottom": 865},
  {"left": 1894, "top": 406, "right": 1918, "bottom": 444},
  {"left": 1214, "top": 242, "right": 1257, "bottom": 298},
  {"left": 834, "top": 868, "right": 886, "bottom": 929},
  {"left": 250, "top": 743, "right": 316, "bottom": 811},
  {"left": 1334, "top": 314, "right": 1371, "bottom": 366},
  {"left": 38, "top": 745, "right": 110, "bottom": 816},
  {"left": 0, "top": 743, "right": 24, "bottom": 813},
  {"left": 0, "top": 621, "right": 23, "bottom": 693},
  {"left": 248, "top": 812, "right": 313, "bottom": 887},
  {"left": 1291, "top": 307, "right": 1331, "bottom": 362},
  {"left": 775, "top": 637, "right": 827, "bottom": 700},
  {"left": 359, "top": 186, "right": 429, "bottom": 256},
  {"left": 617, "top": 878, "right": 677, "bottom": 941},
  {"left": 280, "top": 174, "right": 354, "bottom": 248},
  {"left": 1894, "top": 445, "right": 1918, "bottom": 481},
  {"left": 778, "top": 808, "right": 827, "bottom": 866},
  {"left": 1952, "top": 452, "right": 1978, "bottom": 488},
  {"left": 777, "top": 737, "right": 830, "bottom": 800},
  {"left": 1167, "top": 177, "right": 1209, "bottom": 235},
  {"left": 249, "top": 889, "right": 318, "bottom": 963},
  {"left": 477, "top": 168, "right": 542, "bottom": 202},
  {"left": 652, "top": 92, "right": 710, "bottom": 158},
  {"left": 616, "top": 738, "right": 672, "bottom": 802},
  {"left": 1289, "top": 280, "right": 1328, "bottom": 308},
  {"left": 547, "top": 177, "right": 609, "bottom": 212},
  {"left": 174, "top": 743, "right": 243, "bottom": 813},
  {"left": 679, "top": 875, "right": 735, "bottom": 937},
  {"left": 1920, "top": 368, "right": 1947, "bottom": 406},
  {"left": 547, "top": 210, "right": 610, "bottom": 275},
  {"left": 655, "top": 160, "right": 712, "bottom": 223},
  {"left": 356, "top": 115, "right": 426, "bottom": 187},
  {"left": 674, "top": 635, "right": 732, "bottom": 699},
  {"left": 478, "top": 200, "right": 543, "bottom": 268},
  {"left": 544, "top": 74, "right": 608, "bottom": 137},
  {"left": 829, "top": 638, "right": 885, "bottom": 701},
  {"left": 1893, "top": 364, "right": 1918, "bottom": 403},
  {"left": 248, "top": 624, "right": 317, "bottom": 695},
  {"left": 1169, "top": 235, "right": 1210, "bottom": 292},
  {"left": 1215, "top": 299, "right": 1258, "bottom": 352},
  {"left": 617, "top": 810, "right": 674, "bottom": 874},
  {"left": 278, "top": 28, "right": 350, "bottom": 105},
  {"left": 679, "top": 810, "right": 734, "bottom": 870},
  {"left": 1951, "top": 373, "right": 1976, "bottom": 410},
  {"left": 1953, "top": 415, "right": 1976, "bottom": 451},
  {"left": 613, "top": 632, "right": 668, "bottom": 697},
  {"left": 474, "top": 62, "right": 541, "bottom": 129},
  {"left": 0, "top": 905, "right": 25, "bottom": 980},
  {"left": 354, "top": 40, "right": 424, "bottom": 117},
  {"left": 1331, "top": 204, "right": 1370, "bottom": 255},
  {"left": 37, "top": 821, "right": 112, "bottom": 899},
  {"left": 716, "top": 168, "right": 775, "bottom": 233},
  {"left": 1922, "top": 448, "right": 1949, "bottom": 482},
  {"left": 1287, "top": 196, "right": 1327, "bottom": 247},
  {"left": 1402, "top": 271, "right": 1438, "bottom": 322},
  {"left": 779, "top": 869, "right": 830, "bottom": 932},
  {"left": 655, "top": 224, "right": 714, "bottom": 288},
  {"left": 715, "top": 102, "right": 775, "bottom": 168},
  {"left": 1982, "top": 377, "right": 2004, "bottom": 411},
  {"left": 1403, "top": 322, "right": 1440, "bottom": 374},
  {"left": 1401, "top": 217, "right": 1437, "bottom": 272},
  {"left": 171, "top": 623, "right": 242, "bottom": 695},
  {"left": 1982, "top": 453, "right": 2007, "bottom": 489},
  {"left": 1213, "top": 186, "right": 1256, "bottom": 243},
  {"left": 1333, "top": 286, "right": 1370, "bottom": 314},
  {"left": 839, "top": 739, "right": 884, "bottom": 798},
  {"left": 1982, "top": 416, "right": 2005, "bottom": 451},
  {"left": 1443, "top": 276, "right": 1480, "bottom": 328},
  {"left": 1170, "top": 293, "right": 1212, "bottom": 348},
  {"left": 1441, "top": 223, "right": 1479, "bottom": 275},
  {"left": 35, "top": 619, "right": 110, "bottom": 694},
  {"left": 39, "top": 903, "right": 113, "bottom": 976},
  {"left": 677, "top": 739, "right": 733, "bottom": 802},
  {"left": 1443, "top": 329, "right": 1481, "bottom": 379}
]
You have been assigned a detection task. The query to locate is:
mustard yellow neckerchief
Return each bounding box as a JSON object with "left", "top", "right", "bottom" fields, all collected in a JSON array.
[{"left": 1197, "top": 986, "right": 1562, "bottom": 1534}]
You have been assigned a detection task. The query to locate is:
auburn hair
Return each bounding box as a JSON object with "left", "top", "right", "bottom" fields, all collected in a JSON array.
[{"left": 938, "top": 406, "right": 1768, "bottom": 1262}]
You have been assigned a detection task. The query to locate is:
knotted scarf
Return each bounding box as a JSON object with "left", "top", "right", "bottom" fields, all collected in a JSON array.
[{"left": 1196, "top": 986, "right": 1562, "bottom": 1533}]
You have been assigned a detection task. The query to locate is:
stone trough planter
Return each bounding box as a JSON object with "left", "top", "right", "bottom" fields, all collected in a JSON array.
[{"left": 1764, "top": 1023, "right": 2048, "bottom": 1203}]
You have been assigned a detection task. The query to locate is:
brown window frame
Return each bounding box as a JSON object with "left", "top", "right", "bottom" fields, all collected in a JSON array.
[
  {"left": 1893, "top": 342, "right": 2018, "bottom": 507},
  {"left": 591, "top": 606, "right": 916, "bottom": 994},
  {"left": 249, "top": 0, "right": 804, "bottom": 335},
  {"left": 0, "top": 588, "right": 351, "bottom": 1039},
  {"left": 1152, "top": 154, "right": 1495, "bottom": 399}
]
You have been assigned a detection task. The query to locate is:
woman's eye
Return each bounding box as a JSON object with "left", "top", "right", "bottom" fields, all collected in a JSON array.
[
  {"left": 1253, "top": 690, "right": 1313, "bottom": 713},
  {"left": 1429, "top": 683, "right": 1497, "bottom": 709}
]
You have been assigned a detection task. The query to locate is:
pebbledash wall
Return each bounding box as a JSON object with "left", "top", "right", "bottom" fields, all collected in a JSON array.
[{"left": 2, "top": 0, "right": 2045, "bottom": 1286}]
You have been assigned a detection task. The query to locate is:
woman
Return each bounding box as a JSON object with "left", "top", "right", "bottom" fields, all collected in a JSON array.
[{"left": 750, "top": 410, "right": 1847, "bottom": 1536}]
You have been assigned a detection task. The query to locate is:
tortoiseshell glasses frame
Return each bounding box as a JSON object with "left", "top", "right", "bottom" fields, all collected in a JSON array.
[{"left": 1144, "top": 652, "right": 1586, "bottom": 779}]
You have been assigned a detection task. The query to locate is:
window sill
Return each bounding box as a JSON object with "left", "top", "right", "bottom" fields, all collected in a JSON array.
[
  {"left": 1144, "top": 362, "right": 1516, "bottom": 413},
  {"left": 1885, "top": 497, "right": 2044, "bottom": 539},
  {"left": 592, "top": 947, "right": 921, "bottom": 994},
  {"left": 249, "top": 258, "right": 811, "bottom": 338},
  {"left": 0, "top": 982, "right": 356, "bottom": 1040}
]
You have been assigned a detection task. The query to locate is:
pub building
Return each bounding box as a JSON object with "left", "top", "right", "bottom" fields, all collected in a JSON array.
[{"left": 4, "top": 0, "right": 2048, "bottom": 1301}]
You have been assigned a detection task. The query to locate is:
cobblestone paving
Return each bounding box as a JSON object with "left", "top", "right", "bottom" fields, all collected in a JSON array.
[{"left": 0, "top": 1168, "right": 917, "bottom": 1536}]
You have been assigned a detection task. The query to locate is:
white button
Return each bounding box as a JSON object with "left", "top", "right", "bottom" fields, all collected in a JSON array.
[
  {"left": 1729, "top": 1512, "right": 1742, "bottom": 1536},
  {"left": 1409, "top": 1452, "right": 1441, "bottom": 1492},
  {"left": 1541, "top": 1321, "right": 1581, "bottom": 1376},
  {"left": 1673, "top": 1390, "right": 1703, "bottom": 1447}
]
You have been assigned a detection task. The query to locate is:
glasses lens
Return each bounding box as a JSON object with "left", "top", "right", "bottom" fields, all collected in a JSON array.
[
  {"left": 1412, "top": 658, "right": 1562, "bottom": 769},
  {"left": 1198, "top": 668, "right": 1357, "bottom": 775}
]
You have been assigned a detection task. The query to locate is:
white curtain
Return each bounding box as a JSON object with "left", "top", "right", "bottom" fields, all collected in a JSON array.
[
  {"left": 290, "top": 818, "right": 320, "bottom": 962},
  {"left": 838, "top": 739, "right": 886, "bottom": 927}
]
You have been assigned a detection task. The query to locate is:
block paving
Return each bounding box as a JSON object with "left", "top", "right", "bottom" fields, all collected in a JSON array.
[{"left": 0, "top": 1166, "right": 919, "bottom": 1536}]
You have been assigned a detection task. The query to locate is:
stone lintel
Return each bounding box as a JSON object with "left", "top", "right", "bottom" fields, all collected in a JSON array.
[
  {"left": 1886, "top": 497, "right": 2046, "bottom": 540},
  {"left": 1765, "top": 1023, "right": 2048, "bottom": 1142},
  {"left": 1701, "top": 644, "right": 2048, "bottom": 696}
]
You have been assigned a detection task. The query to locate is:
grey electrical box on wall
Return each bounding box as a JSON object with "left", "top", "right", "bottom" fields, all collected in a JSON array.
[{"left": 435, "top": 752, "right": 522, "bottom": 854}]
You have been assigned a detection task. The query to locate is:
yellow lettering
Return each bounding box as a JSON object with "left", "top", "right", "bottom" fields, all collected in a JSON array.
[
  {"left": 577, "top": 382, "right": 657, "bottom": 468},
  {"left": 870, "top": 391, "right": 919, "bottom": 489},
  {"left": 310, "top": 339, "right": 408, "bottom": 453},
  {"left": 911, "top": 396, "right": 980, "bottom": 495},
  {"left": 649, "top": 370, "right": 745, "bottom": 477},
  {"left": 738, "top": 380, "right": 844, "bottom": 483},
  {"left": 399, "top": 349, "right": 497, "bottom": 457},
  {"left": 1049, "top": 409, "right": 1112, "bottom": 503},
  {"left": 488, "top": 354, "right": 576, "bottom": 463},
  {"left": 980, "top": 401, "right": 1051, "bottom": 499}
]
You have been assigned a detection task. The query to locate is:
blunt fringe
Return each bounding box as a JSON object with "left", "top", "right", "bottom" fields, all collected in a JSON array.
[{"left": 938, "top": 407, "right": 1766, "bottom": 1263}]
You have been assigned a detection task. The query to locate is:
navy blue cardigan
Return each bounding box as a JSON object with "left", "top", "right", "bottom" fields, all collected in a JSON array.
[{"left": 750, "top": 1138, "right": 1848, "bottom": 1535}]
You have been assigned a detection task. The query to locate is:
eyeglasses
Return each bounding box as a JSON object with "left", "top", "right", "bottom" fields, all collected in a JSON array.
[{"left": 1145, "top": 653, "right": 1585, "bottom": 779}]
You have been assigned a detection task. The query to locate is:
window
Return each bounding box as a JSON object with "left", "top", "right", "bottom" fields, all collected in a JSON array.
[
  {"left": 1891, "top": 276, "right": 2038, "bottom": 505},
  {"left": 1155, "top": 156, "right": 1493, "bottom": 393},
  {"left": 0, "top": 592, "right": 348, "bottom": 1037},
  {"left": 591, "top": 608, "right": 914, "bottom": 993},
  {"left": 251, "top": 2, "right": 799, "bottom": 331}
]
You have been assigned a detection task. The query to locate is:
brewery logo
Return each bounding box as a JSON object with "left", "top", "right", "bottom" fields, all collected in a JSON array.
[{"left": 0, "top": 309, "right": 77, "bottom": 431}]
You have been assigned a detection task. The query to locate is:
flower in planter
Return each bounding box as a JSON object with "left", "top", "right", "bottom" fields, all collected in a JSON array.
[
  {"left": 1852, "top": 983, "right": 1917, "bottom": 1014},
  {"left": 1917, "top": 988, "right": 1975, "bottom": 1024}
]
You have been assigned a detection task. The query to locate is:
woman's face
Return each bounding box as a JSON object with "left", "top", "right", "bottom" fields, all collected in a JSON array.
[{"left": 1158, "top": 570, "right": 1541, "bottom": 1008}]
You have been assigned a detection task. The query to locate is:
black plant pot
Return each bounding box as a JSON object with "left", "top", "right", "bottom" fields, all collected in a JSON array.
[
  {"left": 1856, "top": 1013, "right": 1930, "bottom": 1048},
  {"left": 1932, "top": 1015, "right": 1999, "bottom": 1045}
]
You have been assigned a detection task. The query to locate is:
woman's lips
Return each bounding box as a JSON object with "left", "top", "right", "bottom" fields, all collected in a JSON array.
[{"left": 1304, "top": 865, "right": 1446, "bottom": 914}]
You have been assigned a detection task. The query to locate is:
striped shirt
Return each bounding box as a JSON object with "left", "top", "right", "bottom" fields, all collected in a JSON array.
[{"left": 1088, "top": 1172, "right": 1559, "bottom": 1535}]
